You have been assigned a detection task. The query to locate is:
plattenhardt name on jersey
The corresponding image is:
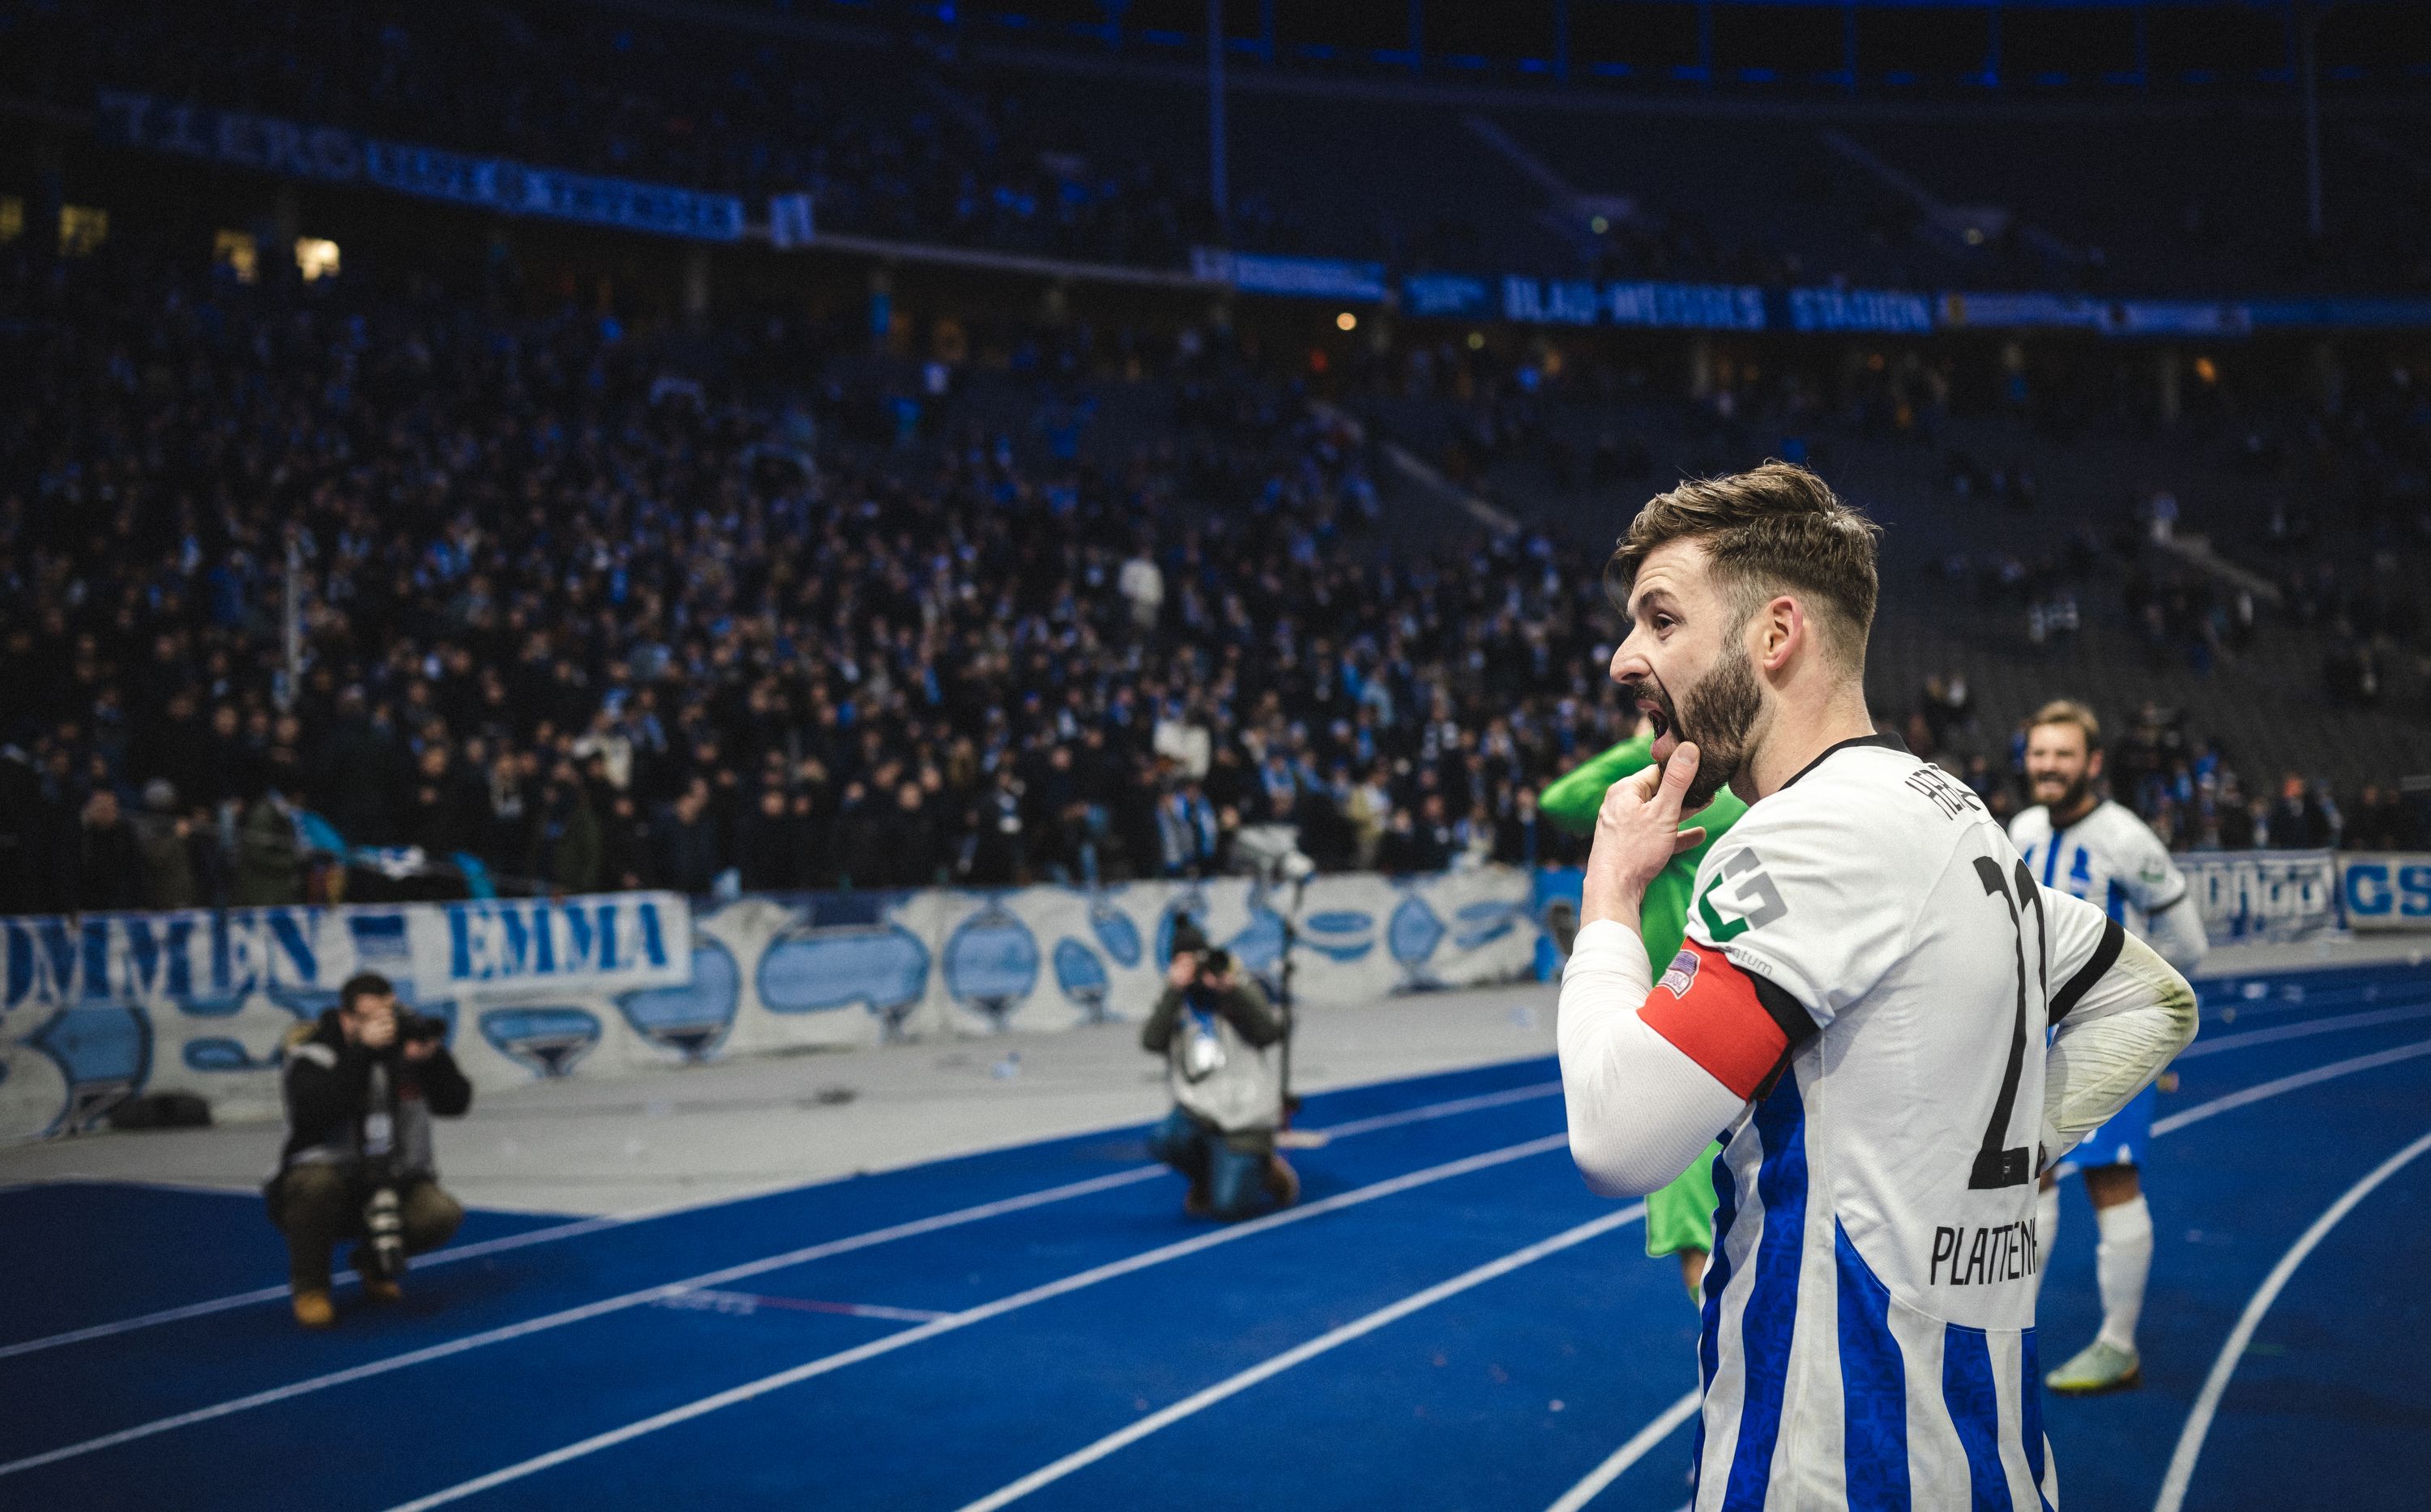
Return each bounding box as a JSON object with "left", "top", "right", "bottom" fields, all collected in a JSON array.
[{"left": 1928, "top": 1219, "right": 2040, "bottom": 1288}]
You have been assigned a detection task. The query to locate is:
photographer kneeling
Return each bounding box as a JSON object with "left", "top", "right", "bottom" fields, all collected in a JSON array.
[
  {"left": 1140, "top": 922, "right": 1300, "bottom": 1222},
  {"left": 269, "top": 972, "right": 472, "bottom": 1327}
]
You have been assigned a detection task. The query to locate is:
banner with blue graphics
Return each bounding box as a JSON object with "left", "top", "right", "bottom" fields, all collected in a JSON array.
[
  {"left": 2336, "top": 854, "right": 2431, "bottom": 933},
  {"left": 0, "top": 869, "right": 1536, "bottom": 1142},
  {"left": 95, "top": 90, "right": 746, "bottom": 242},
  {"left": 1191, "top": 248, "right": 1390, "bottom": 302},
  {"left": 2177, "top": 848, "right": 2342, "bottom": 945},
  {"left": 1, "top": 894, "right": 690, "bottom": 1142},
  {"left": 681, "top": 865, "right": 1536, "bottom": 1050}
]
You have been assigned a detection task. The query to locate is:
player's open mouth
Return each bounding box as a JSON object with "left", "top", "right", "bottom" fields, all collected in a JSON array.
[{"left": 1641, "top": 703, "right": 1671, "bottom": 740}]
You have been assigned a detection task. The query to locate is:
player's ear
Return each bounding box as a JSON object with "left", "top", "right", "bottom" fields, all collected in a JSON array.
[{"left": 1754, "top": 594, "right": 1801, "bottom": 673}]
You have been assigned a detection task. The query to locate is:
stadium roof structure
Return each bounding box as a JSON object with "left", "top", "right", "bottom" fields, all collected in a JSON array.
[{"left": 733, "top": 0, "right": 2427, "bottom": 98}]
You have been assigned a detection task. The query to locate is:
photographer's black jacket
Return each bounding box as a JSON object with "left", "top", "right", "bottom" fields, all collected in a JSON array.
[{"left": 279, "top": 1010, "right": 472, "bottom": 1172}]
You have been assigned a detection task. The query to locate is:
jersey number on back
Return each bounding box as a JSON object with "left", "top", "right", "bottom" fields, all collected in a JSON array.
[{"left": 1968, "top": 856, "right": 2048, "bottom": 1190}]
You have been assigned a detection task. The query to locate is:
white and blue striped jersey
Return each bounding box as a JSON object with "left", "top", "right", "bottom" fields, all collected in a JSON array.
[
  {"left": 2009, "top": 801, "right": 2188, "bottom": 934},
  {"left": 1683, "top": 735, "right": 2120, "bottom": 1510}
]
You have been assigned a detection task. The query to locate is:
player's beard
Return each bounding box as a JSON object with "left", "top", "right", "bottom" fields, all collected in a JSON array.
[
  {"left": 1645, "top": 641, "right": 1762, "bottom": 813},
  {"left": 2033, "top": 770, "right": 2094, "bottom": 816}
]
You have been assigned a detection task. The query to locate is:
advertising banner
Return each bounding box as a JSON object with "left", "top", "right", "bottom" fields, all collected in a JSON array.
[
  {"left": 96, "top": 90, "right": 746, "bottom": 241},
  {"left": 2337, "top": 853, "right": 2431, "bottom": 933},
  {"left": 1, "top": 895, "right": 690, "bottom": 1141},
  {"left": 1400, "top": 272, "right": 1493, "bottom": 319},
  {"left": 1606, "top": 280, "right": 1768, "bottom": 332},
  {"left": 1, "top": 870, "right": 1537, "bottom": 1142},
  {"left": 1191, "top": 247, "right": 1389, "bottom": 302},
  {"left": 767, "top": 192, "right": 815, "bottom": 250},
  {"left": 1494, "top": 275, "right": 1767, "bottom": 331},
  {"left": 2177, "top": 849, "right": 2342, "bottom": 945},
  {"left": 1788, "top": 286, "right": 1937, "bottom": 335}
]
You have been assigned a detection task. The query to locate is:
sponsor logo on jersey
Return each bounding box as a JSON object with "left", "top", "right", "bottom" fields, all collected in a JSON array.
[{"left": 1695, "top": 849, "right": 1788, "bottom": 942}]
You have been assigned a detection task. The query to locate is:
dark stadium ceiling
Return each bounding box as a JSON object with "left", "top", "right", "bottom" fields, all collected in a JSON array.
[{"left": 750, "top": 0, "right": 2426, "bottom": 96}]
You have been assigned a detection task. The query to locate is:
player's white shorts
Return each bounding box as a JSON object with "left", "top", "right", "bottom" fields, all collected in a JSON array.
[{"left": 2056, "top": 1083, "right": 2155, "bottom": 1174}]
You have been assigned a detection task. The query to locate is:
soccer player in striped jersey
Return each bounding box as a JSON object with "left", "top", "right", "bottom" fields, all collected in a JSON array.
[
  {"left": 1558, "top": 463, "right": 2197, "bottom": 1509},
  {"left": 2009, "top": 700, "right": 2211, "bottom": 1396}
]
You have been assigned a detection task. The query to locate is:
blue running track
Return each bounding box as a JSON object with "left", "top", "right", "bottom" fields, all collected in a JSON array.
[{"left": 4, "top": 960, "right": 2427, "bottom": 1511}]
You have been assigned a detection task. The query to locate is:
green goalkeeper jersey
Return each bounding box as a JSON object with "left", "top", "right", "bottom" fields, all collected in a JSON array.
[{"left": 1539, "top": 732, "right": 1750, "bottom": 973}]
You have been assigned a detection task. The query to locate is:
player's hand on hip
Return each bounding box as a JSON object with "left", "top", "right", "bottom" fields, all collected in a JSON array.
[{"left": 1581, "top": 743, "right": 1706, "bottom": 926}]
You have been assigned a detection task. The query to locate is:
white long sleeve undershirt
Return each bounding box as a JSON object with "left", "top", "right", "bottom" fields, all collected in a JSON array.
[
  {"left": 2040, "top": 928, "right": 2199, "bottom": 1164},
  {"left": 1556, "top": 919, "right": 1747, "bottom": 1198}
]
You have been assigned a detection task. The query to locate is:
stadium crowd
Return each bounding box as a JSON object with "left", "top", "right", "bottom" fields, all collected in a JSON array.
[
  {"left": 3, "top": 241, "right": 2424, "bottom": 918},
  {"left": 0, "top": 248, "right": 1629, "bottom": 916}
]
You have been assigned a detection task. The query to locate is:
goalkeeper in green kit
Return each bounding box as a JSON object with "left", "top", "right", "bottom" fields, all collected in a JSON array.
[{"left": 1540, "top": 720, "right": 1747, "bottom": 1300}]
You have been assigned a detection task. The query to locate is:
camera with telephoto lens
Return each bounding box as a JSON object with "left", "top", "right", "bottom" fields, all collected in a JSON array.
[
  {"left": 1198, "top": 948, "right": 1231, "bottom": 978},
  {"left": 394, "top": 1008, "right": 446, "bottom": 1047},
  {"left": 361, "top": 1181, "right": 408, "bottom": 1282},
  {"left": 358, "top": 1009, "right": 442, "bottom": 1283}
]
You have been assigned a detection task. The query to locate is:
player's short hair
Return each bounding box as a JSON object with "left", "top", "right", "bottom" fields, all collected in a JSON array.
[
  {"left": 339, "top": 972, "right": 395, "bottom": 1014},
  {"left": 1605, "top": 461, "right": 1880, "bottom": 671},
  {"left": 2028, "top": 699, "right": 2101, "bottom": 751}
]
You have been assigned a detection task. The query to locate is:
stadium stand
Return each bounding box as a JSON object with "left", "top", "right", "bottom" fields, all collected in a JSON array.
[
  {"left": 5, "top": 233, "right": 2425, "bottom": 920},
  {"left": 2, "top": 0, "right": 2427, "bottom": 920}
]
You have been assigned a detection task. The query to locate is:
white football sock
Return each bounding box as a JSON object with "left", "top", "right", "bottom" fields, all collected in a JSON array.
[
  {"left": 2093, "top": 1194, "right": 2153, "bottom": 1352},
  {"left": 2035, "top": 1183, "right": 2061, "bottom": 1301}
]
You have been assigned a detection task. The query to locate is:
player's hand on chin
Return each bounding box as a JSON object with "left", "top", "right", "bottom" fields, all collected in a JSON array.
[{"left": 1581, "top": 742, "right": 1707, "bottom": 928}]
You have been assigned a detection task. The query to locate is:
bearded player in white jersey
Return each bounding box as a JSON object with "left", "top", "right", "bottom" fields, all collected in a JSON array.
[
  {"left": 2009, "top": 700, "right": 2210, "bottom": 1397},
  {"left": 1557, "top": 463, "right": 2197, "bottom": 1510}
]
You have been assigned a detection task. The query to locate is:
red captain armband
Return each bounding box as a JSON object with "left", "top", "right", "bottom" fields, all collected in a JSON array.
[{"left": 1638, "top": 941, "right": 1819, "bottom": 1101}]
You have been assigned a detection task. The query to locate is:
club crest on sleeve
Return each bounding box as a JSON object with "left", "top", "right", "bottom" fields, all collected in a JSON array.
[{"left": 1660, "top": 948, "right": 1699, "bottom": 998}]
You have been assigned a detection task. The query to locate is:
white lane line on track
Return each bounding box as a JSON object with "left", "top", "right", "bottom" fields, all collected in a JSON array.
[
  {"left": 2153, "top": 1038, "right": 2431, "bottom": 1138},
  {"left": 1541, "top": 1389, "right": 1705, "bottom": 1512},
  {"left": 1309, "top": 1080, "right": 1562, "bottom": 1139},
  {"left": 951, "top": 1200, "right": 1651, "bottom": 1512},
  {"left": 0, "top": 1078, "right": 1562, "bottom": 1363},
  {"left": 0, "top": 1214, "right": 634, "bottom": 1363},
  {"left": 0, "top": 1161, "right": 1168, "bottom": 1480},
  {"left": 2152, "top": 1124, "right": 2431, "bottom": 1512},
  {"left": 2196, "top": 972, "right": 2429, "bottom": 1023},
  {"left": 653, "top": 1292, "right": 955, "bottom": 1324},
  {"left": 2176, "top": 1002, "right": 2431, "bottom": 1060},
  {"left": 377, "top": 1133, "right": 1574, "bottom": 1512}
]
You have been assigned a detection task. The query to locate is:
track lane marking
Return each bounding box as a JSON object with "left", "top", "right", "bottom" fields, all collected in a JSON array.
[
  {"left": 0, "top": 1163, "right": 1165, "bottom": 1478},
  {"left": 2152, "top": 1038, "right": 2431, "bottom": 1137},
  {"left": 0, "top": 1078, "right": 1560, "bottom": 1362},
  {"left": 951, "top": 1200, "right": 1651, "bottom": 1512},
  {"left": 2174, "top": 1002, "right": 2431, "bottom": 1060},
  {"left": 2152, "top": 1125, "right": 2431, "bottom": 1512},
  {"left": 653, "top": 1292, "right": 953, "bottom": 1323},
  {"left": 377, "top": 1134, "right": 1575, "bottom": 1512},
  {"left": 1542, "top": 1390, "right": 1705, "bottom": 1512},
  {"left": 0, "top": 1213, "right": 634, "bottom": 1362}
]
